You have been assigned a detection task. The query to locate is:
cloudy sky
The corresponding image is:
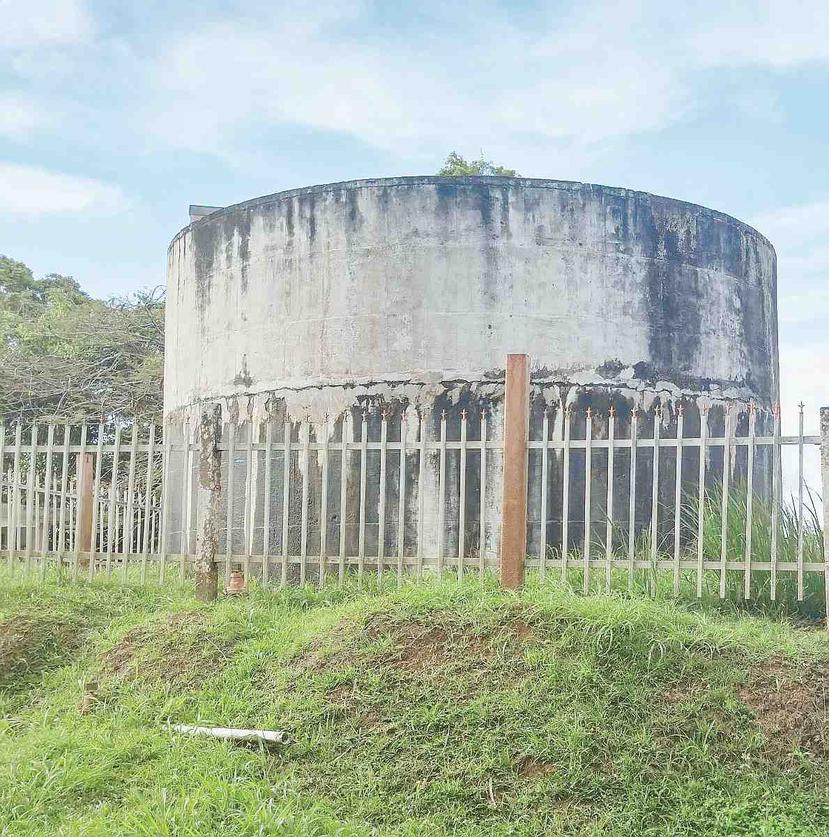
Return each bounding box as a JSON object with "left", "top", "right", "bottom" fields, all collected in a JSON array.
[{"left": 2, "top": 0, "right": 828, "bottom": 440}]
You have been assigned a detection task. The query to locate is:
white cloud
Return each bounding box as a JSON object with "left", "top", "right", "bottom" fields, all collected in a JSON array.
[
  {"left": 0, "top": 95, "right": 44, "bottom": 137},
  {"left": 1, "top": 0, "right": 92, "bottom": 48},
  {"left": 754, "top": 203, "right": 829, "bottom": 249},
  {"left": 0, "top": 162, "right": 124, "bottom": 215},
  {"left": 144, "top": 3, "right": 693, "bottom": 160},
  {"left": 142, "top": 1, "right": 829, "bottom": 162},
  {"left": 688, "top": 2, "right": 829, "bottom": 69}
]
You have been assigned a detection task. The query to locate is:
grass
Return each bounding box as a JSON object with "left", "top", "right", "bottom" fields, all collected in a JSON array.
[{"left": 1, "top": 572, "right": 829, "bottom": 835}]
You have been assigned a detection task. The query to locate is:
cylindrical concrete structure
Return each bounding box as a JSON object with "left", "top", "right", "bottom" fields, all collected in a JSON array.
[
  {"left": 164, "top": 176, "right": 778, "bottom": 569},
  {"left": 166, "top": 176, "right": 778, "bottom": 419}
]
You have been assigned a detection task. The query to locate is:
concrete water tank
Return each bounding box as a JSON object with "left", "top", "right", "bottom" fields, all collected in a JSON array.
[{"left": 164, "top": 176, "right": 778, "bottom": 564}]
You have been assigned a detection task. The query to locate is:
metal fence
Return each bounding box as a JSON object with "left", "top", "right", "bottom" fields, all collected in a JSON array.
[
  {"left": 1, "top": 383, "right": 827, "bottom": 609},
  {"left": 526, "top": 401, "right": 821, "bottom": 600},
  {"left": 0, "top": 423, "right": 163, "bottom": 582}
]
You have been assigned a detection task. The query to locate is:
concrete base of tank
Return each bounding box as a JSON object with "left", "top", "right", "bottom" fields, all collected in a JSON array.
[{"left": 163, "top": 366, "right": 772, "bottom": 577}]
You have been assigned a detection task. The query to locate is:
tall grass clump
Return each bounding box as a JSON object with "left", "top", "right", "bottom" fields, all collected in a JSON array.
[
  {"left": 684, "top": 482, "right": 825, "bottom": 620},
  {"left": 544, "top": 484, "right": 826, "bottom": 623}
]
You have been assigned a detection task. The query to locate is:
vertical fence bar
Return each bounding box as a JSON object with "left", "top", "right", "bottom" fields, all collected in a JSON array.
[
  {"left": 561, "top": 404, "right": 571, "bottom": 582},
  {"left": 33, "top": 475, "right": 40, "bottom": 555},
  {"left": 397, "top": 412, "right": 407, "bottom": 586},
  {"left": 179, "top": 425, "right": 193, "bottom": 582},
  {"left": 184, "top": 424, "right": 195, "bottom": 566},
  {"left": 87, "top": 426, "right": 104, "bottom": 581},
  {"left": 58, "top": 424, "right": 70, "bottom": 561},
  {"left": 649, "top": 408, "right": 660, "bottom": 579},
  {"left": 124, "top": 425, "right": 139, "bottom": 582},
  {"left": 672, "top": 407, "right": 684, "bottom": 595},
  {"left": 744, "top": 404, "right": 756, "bottom": 600},
  {"left": 770, "top": 405, "right": 781, "bottom": 601},
  {"left": 70, "top": 426, "right": 86, "bottom": 580},
  {"left": 719, "top": 406, "right": 731, "bottom": 598},
  {"left": 98, "top": 497, "right": 105, "bottom": 558},
  {"left": 263, "top": 421, "right": 273, "bottom": 586},
  {"left": 159, "top": 421, "right": 172, "bottom": 584},
  {"left": 819, "top": 407, "right": 829, "bottom": 629},
  {"left": 135, "top": 492, "right": 143, "bottom": 555},
  {"left": 378, "top": 411, "right": 388, "bottom": 586},
  {"left": 150, "top": 491, "right": 158, "bottom": 556},
  {"left": 106, "top": 427, "right": 121, "bottom": 577},
  {"left": 797, "top": 401, "right": 805, "bottom": 601},
  {"left": 417, "top": 410, "right": 427, "bottom": 581},
  {"left": 479, "top": 410, "right": 487, "bottom": 578},
  {"left": 6, "top": 463, "right": 11, "bottom": 555},
  {"left": 69, "top": 477, "right": 76, "bottom": 553},
  {"left": 696, "top": 407, "right": 708, "bottom": 598},
  {"left": 437, "top": 410, "right": 447, "bottom": 580},
  {"left": 250, "top": 426, "right": 260, "bottom": 568},
  {"left": 300, "top": 419, "right": 310, "bottom": 586},
  {"left": 24, "top": 425, "right": 37, "bottom": 576},
  {"left": 116, "top": 489, "right": 123, "bottom": 556},
  {"left": 500, "top": 353, "right": 529, "bottom": 590},
  {"left": 319, "top": 418, "right": 329, "bottom": 587},
  {"left": 280, "top": 420, "right": 291, "bottom": 586},
  {"left": 583, "top": 408, "right": 593, "bottom": 593},
  {"left": 224, "top": 420, "right": 237, "bottom": 590},
  {"left": 243, "top": 423, "right": 255, "bottom": 585},
  {"left": 141, "top": 424, "right": 156, "bottom": 585},
  {"left": 458, "top": 410, "right": 467, "bottom": 582},
  {"left": 358, "top": 410, "right": 368, "bottom": 586},
  {"left": 52, "top": 475, "right": 59, "bottom": 553},
  {"left": 10, "top": 424, "right": 22, "bottom": 572},
  {"left": 539, "top": 408, "right": 549, "bottom": 581},
  {"left": 605, "top": 406, "right": 615, "bottom": 592},
  {"left": 40, "top": 424, "right": 55, "bottom": 579},
  {"left": 627, "top": 409, "right": 638, "bottom": 590},
  {"left": 338, "top": 412, "right": 348, "bottom": 584}
]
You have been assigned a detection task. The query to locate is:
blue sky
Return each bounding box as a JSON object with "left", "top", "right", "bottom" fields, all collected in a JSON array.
[{"left": 2, "top": 0, "right": 829, "bottom": 438}]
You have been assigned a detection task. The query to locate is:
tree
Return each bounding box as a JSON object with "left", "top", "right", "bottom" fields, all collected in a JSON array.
[
  {"left": 438, "top": 151, "right": 519, "bottom": 177},
  {"left": 0, "top": 255, "right": 164, "bottom": 425}
]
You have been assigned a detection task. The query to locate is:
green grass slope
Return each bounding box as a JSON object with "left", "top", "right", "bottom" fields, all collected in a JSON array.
[{"left": 1, "top": 576, "right": 828, "bottom": 836}]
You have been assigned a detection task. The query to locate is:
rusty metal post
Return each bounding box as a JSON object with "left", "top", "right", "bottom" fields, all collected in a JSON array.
[
  {"left": 500, "top": 353, "right": 530, "bottom": 589},
  {"left": 820, "top": 408, "right": 829, "bottom": 629},
  {"left": 75, "top": 452, "right": 94, "bottom": 563},
  {"left": 195, "top": 405, "right": 222, "bottom": 602}
]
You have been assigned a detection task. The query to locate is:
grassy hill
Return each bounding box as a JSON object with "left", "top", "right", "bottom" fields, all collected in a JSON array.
[{"left": 1, "top": 575, "right": 828, "bottom": 836}]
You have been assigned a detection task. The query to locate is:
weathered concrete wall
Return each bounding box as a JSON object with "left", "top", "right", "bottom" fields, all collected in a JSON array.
[
  {"left": 164, "top": 176, "right": 779, "bottom": 569},
  {"left": 165, "top": 175, "right": 778, "bottom": 420}
]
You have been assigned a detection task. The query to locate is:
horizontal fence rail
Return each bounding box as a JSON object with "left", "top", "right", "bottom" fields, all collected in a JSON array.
[{"left": 2, "top": 368, "right": 827, "bottom": 618}]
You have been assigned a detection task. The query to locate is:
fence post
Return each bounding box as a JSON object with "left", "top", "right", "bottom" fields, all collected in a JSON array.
[
  {"left": 820, "top": 408, "right": 829, "bottom": 630},
  {"left": 500, "top": 353, "right": 530, "bottom": 589},
  {"left": 195, "top": 405, "right": 222, "bottom": 602},
  {"left": 75, "top": 452, "right": 94, "bottom": 563}
]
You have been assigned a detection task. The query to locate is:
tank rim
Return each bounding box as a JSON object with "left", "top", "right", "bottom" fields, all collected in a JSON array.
[{"left": 168, "top": 175, "right": 775, "bottom": 255}]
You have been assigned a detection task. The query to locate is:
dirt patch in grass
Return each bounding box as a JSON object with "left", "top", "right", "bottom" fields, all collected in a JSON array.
[
  {"left": 101, "top": 611, "right": 232, "bottom": 689},
  {"left": 371, "top": 612, "right": 538, "bottom": 671},
  {"left": 325, "top": 683, "right": 387, "bottom": 730},
  {"left": 663, "top": 681, "right": 704, "bottom": 706},
  {"left": 738, "top": 656, "right": 829, "bottom": 760},
  {"left": 0, "top": 614, "right": 85, "bottom": 691},
  {"left": 301, "top": 611, "right": 542, "bottom": 682},
  {"left": 374, "top": 619, "right": 492, "bottom": 673},
  {"left": 515, "top": 755, "right": 557, "bottom": 779}
]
